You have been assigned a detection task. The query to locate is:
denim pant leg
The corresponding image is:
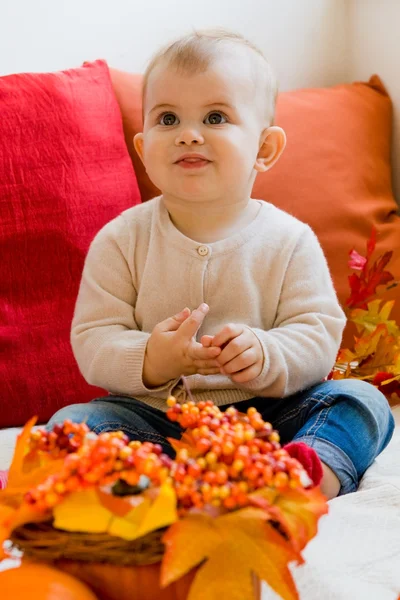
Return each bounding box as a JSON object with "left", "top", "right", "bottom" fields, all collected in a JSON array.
[
  {"left": 47, "top": 396, "right": 183, "bottom": 457},
  {"left": 258, "top": 379, "right": 395, "bottom": 495}
]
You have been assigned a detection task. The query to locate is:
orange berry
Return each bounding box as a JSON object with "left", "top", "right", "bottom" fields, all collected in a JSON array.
[
  {"left": 205, "top": 452, "right": 218, "bottom": 465},
  {"left": 199, "top": 425, "right": 210, "bottom": 437},
  {"left": 54, "top": 482, "right": 66, "bottom": 495},
  {"left": 274, "top": 472, "right": 289, "bottom": 488},
  {"left": 244, "top": 429, "right": 255, "bottom": 441},
  {"left": 196, "top": 438, "right": 211, "bottom": 453},
  {"left": 203, "top": 471, "right": 217, "bottom": 485},
  {"left": 232, "top": 459, "right": 244, "bottom": 472},
  {"left": 223, "top": 496, "right": 237, "bottom": 509},
  {"left": 44, "top": 492, "right": 60, "bottom": 508},
  {"left": 177, "top": 449, "right": 189, "bottom": 462},
  {"left": 211, "top": 498, "right": 221, "bottom": 507},
  {"left": 236, "top": 492, "right": 249, "bottom": 507},
  {"left": 215, "top": 469, "right": 228, "bottom": 484},
  {"left": 166, "top": 396, "right": 177, "bottom": 407},
  {"left": 219, "top": 485, "right": 231, "bottom": 499},
  {"left": 222, "top": 441, "right": 235, "bottom": 455}
]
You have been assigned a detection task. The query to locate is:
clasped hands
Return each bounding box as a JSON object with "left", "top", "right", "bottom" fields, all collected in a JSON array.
[{"left": 143, "top": 303, "right": 263, "bottom": 388}]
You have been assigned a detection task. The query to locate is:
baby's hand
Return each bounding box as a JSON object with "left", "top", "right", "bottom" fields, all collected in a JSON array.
[
  {"left": 143, "top": 304, "right": 222, "bottom": 387},
  {"left": 201, "top": 324, "right": 264, "bottom": 383}
]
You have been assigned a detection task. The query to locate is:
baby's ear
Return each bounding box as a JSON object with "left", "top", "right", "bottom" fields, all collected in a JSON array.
[
  {"left": 254, "top": 126, "right": 286, "bottom": 173},
  {"left": 133, "top": 132, "right": 145, "bottom": 163}
]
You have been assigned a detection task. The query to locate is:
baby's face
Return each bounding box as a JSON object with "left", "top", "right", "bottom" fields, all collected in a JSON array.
[{"left": 135, "top": 49, "right": 268, "bottom": 205}]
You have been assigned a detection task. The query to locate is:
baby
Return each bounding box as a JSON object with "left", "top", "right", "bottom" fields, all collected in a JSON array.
[{"left": 49, "top": 29, "right": 394, "bottom": 499}]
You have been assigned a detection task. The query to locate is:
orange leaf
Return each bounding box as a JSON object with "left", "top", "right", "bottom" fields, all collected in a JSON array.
[
  {"left": 167, "top": 431, "right": 198, "bottom": 455},
  {"left": 162, "top": 507, "right": 300, "bottom": 600},
  {"left": 0, "top": 502, "right": 49, "bottom": 556},
  {"left": 250, "top": 486, "right": 328, "bottom": 554},
  {"left": 7, "top": 417, "right": 38, "bottom": 485},
  {"left": 96, "top": 489, "right": 133, "bottom": 518},
  {"left": 0, "top": 418, "right": 64, "bottom": 509}
]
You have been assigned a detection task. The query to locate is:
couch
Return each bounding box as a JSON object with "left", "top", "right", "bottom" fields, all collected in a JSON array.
[{"left": 1, "top": 59, "right": 400, "bottom": 598}]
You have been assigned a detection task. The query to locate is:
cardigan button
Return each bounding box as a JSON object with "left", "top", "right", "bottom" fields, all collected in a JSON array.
[{"left": 197, "top": 245, "right": 209, "bottom": 256}]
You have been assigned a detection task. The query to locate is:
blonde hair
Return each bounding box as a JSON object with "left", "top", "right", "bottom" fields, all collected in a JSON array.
[{"left": 141, "top": 28, "right": 278, "bottom": 124}]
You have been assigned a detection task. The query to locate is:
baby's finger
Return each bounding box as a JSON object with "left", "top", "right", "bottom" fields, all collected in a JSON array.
[
  {"left": 219, "top": 348, "right": 257, "bottom": 375},
  {"left": 196, "top": 367, "right": 221, "bottom": 376},
  {"left": 230, "top": 363, "right": 262, "bottom": 383},
  {"left": 190, "top": 343, "right": 221, "bottom": 360},
  {"left": 211, "top": 323, "right": 243, "bottom": 348},
  {"left": 217, "top": 335, "right": 253, "bottom": 366},
  {"left": 177, "top": 304, "right": 209, "bottom": 340},
  {"left": 200, "top": 335, "right": 214, "bottom": 348},
  {"left": 193, "top": 358, "right": 221, "bottom": 369}
]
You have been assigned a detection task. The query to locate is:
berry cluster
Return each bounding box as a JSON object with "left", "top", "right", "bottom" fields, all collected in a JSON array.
[
  {"left": 28, "top": 421, "right": 90, "bottom": 457},
  {"left": 25, "top": 427, "right": 172, "bottom": 513},
  {"left": 166, "top": 398, "right": 308, "bottom": 514},
  {"left": 23, "top": 399, "right": 309, "bottom": 516}
]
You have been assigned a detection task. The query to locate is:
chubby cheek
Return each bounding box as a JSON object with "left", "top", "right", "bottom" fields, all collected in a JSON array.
[
  {"left": 141, "top": 139, "right": 170, "bottom": 188},
  {"left": 217, "top": 134, "right": 257, "bottom": 178}
]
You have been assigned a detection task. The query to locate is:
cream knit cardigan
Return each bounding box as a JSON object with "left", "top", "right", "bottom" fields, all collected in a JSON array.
[{"left": 71, "top": 197, "right": 346, "bottom": 411}]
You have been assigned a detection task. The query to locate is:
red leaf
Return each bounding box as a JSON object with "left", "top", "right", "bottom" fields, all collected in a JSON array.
[{"left": 348, "top": 250, "right": 367, "bottom": 271}]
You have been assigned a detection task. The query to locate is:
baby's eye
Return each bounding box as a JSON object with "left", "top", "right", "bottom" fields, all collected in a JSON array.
[
  {"left": 204, "top": 112, "right": 227, "bottom": 125},
  {"left": 159, "top": 113, "right": 179, "bottom": 126}
]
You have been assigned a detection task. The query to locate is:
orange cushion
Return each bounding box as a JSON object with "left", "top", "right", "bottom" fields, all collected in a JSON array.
[{"left": 110, "top": 70, "right": 400, "bottom": 346}]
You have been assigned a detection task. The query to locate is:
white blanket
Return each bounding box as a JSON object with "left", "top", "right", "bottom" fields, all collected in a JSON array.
[
  {"left": 263, "top": 427, "right": 400, "bottom": 599},
  {"left": 1, "top": 425, "right": 400, "bottom": 598}
]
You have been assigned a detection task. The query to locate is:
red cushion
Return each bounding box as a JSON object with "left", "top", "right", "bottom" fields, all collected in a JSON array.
[{"left": 0, "top": 60, "right": 141, "bottom": 428}]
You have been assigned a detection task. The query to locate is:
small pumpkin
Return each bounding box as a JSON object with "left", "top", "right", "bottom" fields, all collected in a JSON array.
[
  {"left": 0, "top": 561, "right": 99, "bottom": 600},
  {"left": 55, "top": 560, "right": 197, "bottom": 600}
]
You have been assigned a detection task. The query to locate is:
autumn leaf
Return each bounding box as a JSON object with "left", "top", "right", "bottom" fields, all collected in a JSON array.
[
  {"left": 350, "top": 299, "right": 400, "bottom": 337},
  {"left": 167, "top": 431, "right": 198, "bottom": 455},
  {"left": 372, "top": 372, "right": 400, "bottom": 399},
  {"left": 348, "top": 249, "right": 367, "bottom": 271},
  {"left": 53, "top": 489, "right": 114, "bottom": 533},
  {"left": 53, "top": 482, "right": 177, "bottom": 541},
  {"left": 346, "top": 228, "right": 396, "bottom": 309},
  {"left": 0, "top": 502, "right": 49, "bottom": 558},
  {"left": 161, "top": 508, "right": 301, "bottom": 600},
  {"left": 0, "top": 418, "right": 64, "bottom": 505},
  {"left": 249, "top": 487, "right": 328, "bottom": 554},
  {"left": 336, "top": 324, "right": 389, "bottom": 365}
]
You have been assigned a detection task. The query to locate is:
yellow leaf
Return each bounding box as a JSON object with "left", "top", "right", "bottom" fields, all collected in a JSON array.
[
  {"left": 162, "top": 508, "right": 300, "bottom": 600},
  {"left": 350, "top": 300, "right": 399, "bottom": 337},
  {"left": 53, "top": 489, "right": 113, "bottom": 533},
  {"left": 53, "top": 484, "right": 177, "bottom": 541},
  {"left": 135, "top": 481, "right": 177, "bottom": 538},
  {"left": 108, "top": 498, "right": 151, "bottom": 540}
]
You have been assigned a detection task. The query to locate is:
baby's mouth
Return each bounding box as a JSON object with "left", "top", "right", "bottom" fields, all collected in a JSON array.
[{"left": 175, "top": 155, "right": 211, "bottom": 169}]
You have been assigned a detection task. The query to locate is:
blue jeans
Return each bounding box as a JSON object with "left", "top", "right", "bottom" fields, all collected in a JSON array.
[{"left": 48, "top": 379, "right": 395, "bottom": 495}]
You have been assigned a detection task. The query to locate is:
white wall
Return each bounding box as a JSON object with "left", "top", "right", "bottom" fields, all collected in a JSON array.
[
  {"left": 0, "top": 0, "right": 349, "bottom": 92},
  {"left": 348, "top": 0, "right": 400, "bottom": 202}
]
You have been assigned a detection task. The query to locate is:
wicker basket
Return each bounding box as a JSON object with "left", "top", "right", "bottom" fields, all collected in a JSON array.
[
  {"left": 9, "top": 522, "right": 204, "bottom": 600},
  {"left": 10, "top": 521, "right": 165, "bottom": 565}
]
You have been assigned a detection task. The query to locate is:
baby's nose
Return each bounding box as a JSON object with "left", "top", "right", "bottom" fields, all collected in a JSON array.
[{"left": 175, "top": 127, "right": 204, "bottom": 146}]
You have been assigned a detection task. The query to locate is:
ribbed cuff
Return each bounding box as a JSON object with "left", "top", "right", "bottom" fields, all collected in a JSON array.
[{"left": 124, "top": 336, "right": 181, "bottom": 397}]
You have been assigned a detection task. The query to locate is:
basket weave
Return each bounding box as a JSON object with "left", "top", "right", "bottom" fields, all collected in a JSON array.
[{"left": 10, "top": 522, "right": 165, "bottom": 565}]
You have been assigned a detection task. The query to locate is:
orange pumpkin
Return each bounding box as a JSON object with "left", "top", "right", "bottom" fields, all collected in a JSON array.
[
  {"left": 55, "top": 560, "right": 197, "bottom": 600},
  {"left": 55, "top": 560, "right": 261, "bottom": 600},
  {"left": 0, "top": 561, "right": 99, "bottom": 600}
]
